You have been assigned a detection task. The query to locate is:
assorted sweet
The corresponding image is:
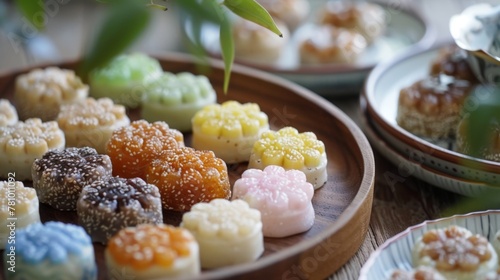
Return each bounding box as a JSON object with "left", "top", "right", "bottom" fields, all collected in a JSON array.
[
  {"left": 106, "top": 120, "right": 184, "bottom": 180},
  {"left": 141, "top": 72, "right": 217, "bottom": 132},
  {"left": 257, "top": 0, "right": 310, "bottom": 31},
  {"left": 146, "top": 147, "right": 231, "bottom": 211},
  {"left": 299, "top": 25, "right": 367, "bottom": 64},
  {"left": 57, "top": 97, "right": 130, "bottom": 154},
  {"left": 232, "top": 18, "right": 290, "bottom": 65},
  {"left": 0, "top": 118, "right": 65, "bottom": 181},
  {"left": 105, "top": 224, "right": 200, "bottom": 279},
  {"left": 0, "top": 181, "right": 40, "bottom": 249},
  {"left": 389, "top": 266, "right": 446, "bottom": 280},
  {"left": 232, "top": 165, "right": 314, "bottom": 238},
  {"left": 192, "top": 100, "right": 269, "bottom": 164},
  {"left": 396, "top": 76, "right": 474, "bottom": 140},
  {"left": 77, "top": 177, "right": 162, "bottom": 244},
  {"left": 3, "top": 222, "right": 97, "bottom": 280},
  {"left": 319, "top": 1, "right": 386, "bottom": 44},
  {"left": 248, "top": 126, "right": 327, "bottom": 189},
  {"left": 181, "top": 199, "right": 264, "bottom": 268},
  {"left": 14, "top": 67, "right": 88, "bottom": 121},
  {"left": 32, "top": 147, "right": 112, "bottom": 211},
  {"left": 88, "top": 53, "right": 163, "bottom": 108},
  {"left": 411, "top": 226, "right": 498, "bottom": 280},
  {"left": 429, "top": 45, "right": 478, "bottom": 82},
  {"left": 0, "top": 99, "right": 18, "bottom": 126}
]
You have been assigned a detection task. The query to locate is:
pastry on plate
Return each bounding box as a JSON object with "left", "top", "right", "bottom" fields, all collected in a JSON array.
[
  {"left": 412, "top": 225, "right": 498, "bottom": 280},
  {"left": 257, "top": 0, "right": 310, "bottom": 31},
  {"left": 299, "top": 25, "right": 367, "bottom": 65},
  {"left": 430, "top": 45, "right": 479, "bottom": 82},
  {"left": 14, "top": 67, "right": 88, "bottom": 121},
  {"left": 181, "top": 199, "right": 264, "bottom": 268},
  {"left": 396, "top": 76, "right": 474, "bottom": 140},
  {"left": 389, "top": 266, "right": 446, "bottom": 280},
  {"left": 0, "top": 99, "right": 18, "bottom": 127}
]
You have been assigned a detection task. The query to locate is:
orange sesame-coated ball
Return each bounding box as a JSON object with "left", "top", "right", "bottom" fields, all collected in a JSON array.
[
  {"left": 107, "top": 224, "right": 195, "bottom": 271},
  {"left": 147, "top": 147, "right": 231, "bottom": 211},
  {"left": 107, "top": 120, "right": 184, "bottom": 179}
]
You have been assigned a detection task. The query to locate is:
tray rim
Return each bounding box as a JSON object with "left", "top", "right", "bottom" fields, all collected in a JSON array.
[{"left": 0, "top": 52, "right": 376, "bottom": 279}]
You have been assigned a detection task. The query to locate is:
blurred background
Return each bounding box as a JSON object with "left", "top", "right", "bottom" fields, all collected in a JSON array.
[{"left": 0, "top": 0, "right": 497, "bottom": 73}]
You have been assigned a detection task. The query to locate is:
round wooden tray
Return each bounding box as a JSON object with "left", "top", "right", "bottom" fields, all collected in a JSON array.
[{"left": 0, "top": 53, "right": 375, "bottom": 280}]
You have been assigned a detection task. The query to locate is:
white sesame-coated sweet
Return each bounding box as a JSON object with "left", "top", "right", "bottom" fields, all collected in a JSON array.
[
  {"left": 0, "top": 118, "right": 65, "bottom": 181},
  {"left": 0, "top": 99, "right": 18, "bottom": 127}
]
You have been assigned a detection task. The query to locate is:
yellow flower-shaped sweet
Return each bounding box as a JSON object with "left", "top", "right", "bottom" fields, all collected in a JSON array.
[
  {"left": 191, "top": 100, "right": 269, "bottom": 163},
  {"left": 248, "top": 126, "right": 327, "bottom": 189}
]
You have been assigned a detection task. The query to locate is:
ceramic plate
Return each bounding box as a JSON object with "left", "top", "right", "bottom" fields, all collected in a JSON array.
[
  {"left": 182, "top": 1, "right": 435, "bottom": 96},
  {"left": 358, "top": 210, "right": 500, "bottom": 280},
  {"left": 363, "top": 44, "right": 500, "bottom": 188},
  {"left": 360, "top": 101, "right": 500, "bottom": 196},
  {"left": 0, "top": 53, "right": 375, "bottom": 280}
]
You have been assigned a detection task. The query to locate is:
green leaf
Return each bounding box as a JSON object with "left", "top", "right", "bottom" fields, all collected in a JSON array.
[
  {"left": 219, "top": 16, "right": 234, "bottom": 93},
  {"left": 15, "top": 0, "right": 44, "bottom": 30},
  {"left": 442, "top": 188, "right": 500, "bottom": 217},
  {"left": 175, "top": 0, "right": 224, "bottom": 24},
  {"left": 79, "top": 0, "right": 151, "bottom": 79},
  {"left": 223, "top": 0, "right": 282, "bottom": 37}
]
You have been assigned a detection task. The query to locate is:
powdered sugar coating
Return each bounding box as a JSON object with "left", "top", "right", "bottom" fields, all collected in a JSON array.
[
  {"left": 77, "top": 177, "right": 163, "bottom": 244},
  {"left": 232, "top": 165, "right": 315, "bottom": 237},
  {"left": 0, "top": 118, "right": 65, "bottom": 180},
  {"left": 32, "top": 147, "right": 112, "bottom": 211}
]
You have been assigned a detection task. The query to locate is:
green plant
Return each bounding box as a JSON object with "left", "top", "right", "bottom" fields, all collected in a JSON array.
[{"left": 13, "top": 0, "right": 282, "bottom": 92}]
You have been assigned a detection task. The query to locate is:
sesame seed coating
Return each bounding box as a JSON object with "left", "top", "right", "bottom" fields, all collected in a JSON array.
[
  {"left": 0, "top": 99, "right": 18, "bottom": 127},
  {"left": 32, "top": 147, "right": 112, "bottom": 211},
  {"left": 107, "top": 120, "right": 184, "bottom": 180},
  {"left": 146, "top": 147, "right": 231, "bottom": 211},
  {"left": 77, "top": 177, "right": 163, "bottom": 244}
]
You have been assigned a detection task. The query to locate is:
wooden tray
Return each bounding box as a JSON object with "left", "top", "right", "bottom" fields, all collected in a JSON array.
[{"left": 0, "top": 53, "right": 375, "bottom": 280}]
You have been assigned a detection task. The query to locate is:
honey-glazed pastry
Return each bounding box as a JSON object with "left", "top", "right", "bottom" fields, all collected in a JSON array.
[
  {"left": 0, "top": 181, "right": 39, "bottom": 249},
  {"left": 299, "top": 25, "right": 367, "bottom": 64},
  {"left": 4, "top": 222, "right": 97, "bottom": 280},
  {"left": 107, "top": 120, "right": 184, "bottom": 180},
  {"left": 390, "top": 266, "right": 446, "bottom": 280},
  {"left": 232, "top": 165, "right": 314, "bottom": 238},
  {"left": 181, "top": 199, "right": 264, "bottom": 268},
  {"left": 412, "top": 226, "right": 498, "bottom": 280},
  {"left": 57, "top": 97, "right": 130, "bottom": 154},
  {"left": 106, "top": 224, "right": 200, "bottom": 279},
  {"left": 14, "top": 67, "right": 88, "bottom": 121},
  {"left": 248, "top": 126, "right": 327, "bottom": 189},
  {"left": 192, "top": 100, "right": 269, "bottom": 164},
  {"left": 319, "top": 1, "right": 386, "bottom": 44},
  {"left": 146, "top": 147, "right": 231, "bottom": 212},
  {"left": 233, "top": 18, "right": 290, "bottom": 65},
  {"left": 32, "top": 147, "right": 112, "bottom": 211},
  {"left": 430, "top": 45, "right": 478, "bottom": 82},
  {"left": 89, "top": 53, "right": 163, "bottom": 108},
  {"left": 257, "top": 0, "right": 310, "bottom": 31},
  {"left": 0, "top": 118, "right": 65, "bottom": 181},
  {"left": 77, "top": 177, "right": 162, "bottom": 244},
  {"left": 141, "top": 72, "right": 217, "bottom": 132},
  {"left": 396, "top": 76, "right": 475, "bottom": 140},
  {"left": 0, "top": 99, "right": 18, "bottom": 126}
]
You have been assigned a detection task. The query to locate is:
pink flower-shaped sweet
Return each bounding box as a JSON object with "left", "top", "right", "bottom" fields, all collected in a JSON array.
[{"left": 232, "top": 165, "right": 314, "bottom": 238}]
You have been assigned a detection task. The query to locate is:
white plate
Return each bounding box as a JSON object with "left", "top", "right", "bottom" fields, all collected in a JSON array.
[
  {"left": 359, "top": 210, "right": 500, "bottom": 280},
  {"left": 182, "top": 1, "right": 435, "bottom": 96},
  {"left": 360, "top": 104, "right": 500, "bottom": 196},
  {"left": 363, "top": 44, "right": 500, "bottom": 187}
]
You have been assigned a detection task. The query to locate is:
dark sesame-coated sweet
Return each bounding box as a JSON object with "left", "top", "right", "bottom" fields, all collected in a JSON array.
[
  {"left": 77, "top": 177, "right": 163, "bottom": 244},
  {"left": 146, "top": 147, "right": 231, "bottom": 211},
  {"left": 32, "top": 147, "right": 112, "bottom": 211}
]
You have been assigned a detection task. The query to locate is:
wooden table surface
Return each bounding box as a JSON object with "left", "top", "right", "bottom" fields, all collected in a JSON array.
[{"left": 0, "top": 1, "right": 494, "bottom": 279}]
